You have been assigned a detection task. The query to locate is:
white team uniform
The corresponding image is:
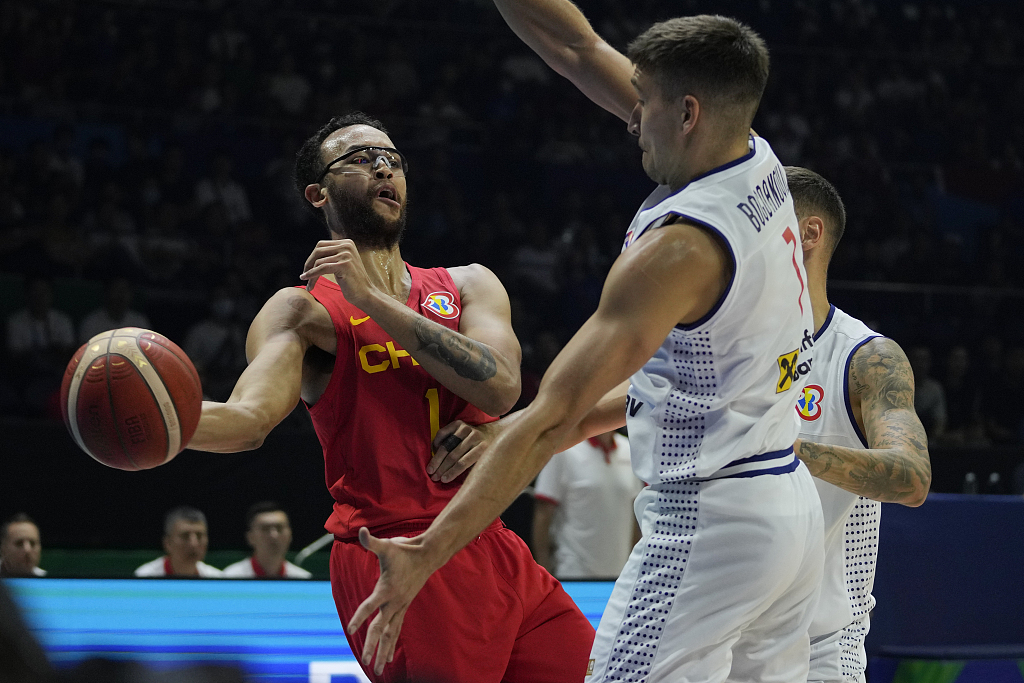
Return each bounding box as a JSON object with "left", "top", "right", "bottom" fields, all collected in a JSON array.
[
  {"left": 222, "top": 557, "right": 312, "bottom": 579},
  {"left": 588, "top": 136, "right": 825, "bottom": 683},
  {"left": 795, "top": 305, "right": 882, "bottom": 683},
  {"left": 534, "top": 433, "right": 643, "bottom": 579},
  {"left": 134, "top": 556, "right": 224, "bottom": 577}
]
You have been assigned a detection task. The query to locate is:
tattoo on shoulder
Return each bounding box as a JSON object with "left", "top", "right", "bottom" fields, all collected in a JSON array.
[
  {"left": 851, "top": 338, "right": 915, "bottom": 412},
  {"left": 413, "top": 317, "right": 497, "bottom": 382}
]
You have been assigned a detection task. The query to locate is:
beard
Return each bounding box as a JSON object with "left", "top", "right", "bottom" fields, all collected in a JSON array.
[{"left": 326, "top": 183, "right": 408, "bottom": 250}]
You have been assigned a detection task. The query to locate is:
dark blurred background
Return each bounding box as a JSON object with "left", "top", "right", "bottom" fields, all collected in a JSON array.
[{"left": 0, "top": 0, "right": 1022, "bottom": 554}]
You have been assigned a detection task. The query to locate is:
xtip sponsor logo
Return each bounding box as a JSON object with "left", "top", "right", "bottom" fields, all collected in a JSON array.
[
  {"left": 423, "top": 292, "right": 460, "bottom": 319},
  {"left": 776, "top": 349, "right": 814, "bottom": 393},
  {"left": 795, "top": 384, "right": 824, "bottom": 421}
]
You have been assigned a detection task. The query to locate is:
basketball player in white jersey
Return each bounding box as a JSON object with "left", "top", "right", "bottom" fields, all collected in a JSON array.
[
  {"left": 348, "top": 13, "right": 825, "bottom": 682},
  {"left": 786, "top": 166, "right": 931, "bottom": 683}
]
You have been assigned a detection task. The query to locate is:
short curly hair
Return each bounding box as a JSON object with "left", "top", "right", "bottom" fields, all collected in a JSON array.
[{"left": 293, "top": 112, "right": 392, "bottom": 195}]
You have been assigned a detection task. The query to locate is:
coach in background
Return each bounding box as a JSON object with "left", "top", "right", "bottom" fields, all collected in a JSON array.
[
  {"left": 135, "top": 506, "right": 223, "bottom": 577},
  {"left": 533, "top": 431, "right": 642, "bottom": 579},
  {"left": 222, "top": 502, "right": 311, "bottom": 579},
  {"left": 0, "top": 513, "right": 46, "bottom": 577}
]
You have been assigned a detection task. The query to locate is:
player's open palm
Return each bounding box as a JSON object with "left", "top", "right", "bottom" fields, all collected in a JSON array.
[
  {"left": 348, "top": 527, "right": 435, "bottom": 676},
  {"left": 300, "top": 240, "right": 374, "bottom": 308}
]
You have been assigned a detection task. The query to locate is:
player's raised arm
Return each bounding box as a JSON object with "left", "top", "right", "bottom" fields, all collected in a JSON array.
[
  {"left": 301, "top": 242, "right": 521, "bottom": 416},
  {"left": 188, "top": 288, "right": 329, "bottom": 453},
  {"left": 347, "top": 218, "right": 731, "bottom": 674},
  {"left": 795, "top": 337, "right": 932, "bottom": 506},
  {"left": 493, "top": 0, "right": 636, "bottom": 122}
]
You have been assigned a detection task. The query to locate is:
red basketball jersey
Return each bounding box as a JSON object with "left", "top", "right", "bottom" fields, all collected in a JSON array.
[{"left": 305, "top": 265, "right": 496, "bottom": 539}]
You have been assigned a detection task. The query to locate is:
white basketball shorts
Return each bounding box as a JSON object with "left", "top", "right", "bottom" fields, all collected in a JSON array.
[{"left": 587, "top": 463, "right": 824, "bottom": 682}]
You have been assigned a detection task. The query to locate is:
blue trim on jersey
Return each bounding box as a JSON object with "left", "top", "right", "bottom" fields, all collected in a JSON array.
[
  {"left": 664, "top": 213, "right": 737, "bottom": 331},
  {"left": 704, "top": 447, "right": 797, "bottom": 480},
  {"left": 719, "top": 458, "right": 800, "bottom": 478},
  {"left": 844, "top": 335, "right": 883, "bottom": 448},
  {"left": 813, "top": 304, "right": 837, "bottom": 341},
  {"left": 725, "top": 446, "right": 795, "bottom": 467}
]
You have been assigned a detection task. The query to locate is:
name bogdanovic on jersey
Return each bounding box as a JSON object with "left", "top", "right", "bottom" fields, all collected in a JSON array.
[{"left": 622, "top": 136, "right": 815, "bottom": 485}]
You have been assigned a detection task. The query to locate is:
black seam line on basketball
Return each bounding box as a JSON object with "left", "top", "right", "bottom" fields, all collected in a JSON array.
[
  {"left": 120, "top": 351, "right": 174, "bottom": 464},
  {"left": 104, "top": 341, "right": 142, "bottom": 471}
]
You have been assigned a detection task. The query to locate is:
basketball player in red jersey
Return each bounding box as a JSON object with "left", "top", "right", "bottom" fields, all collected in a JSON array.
[{"left": 187, "top": 112, "right": 594, "bottom": 683}]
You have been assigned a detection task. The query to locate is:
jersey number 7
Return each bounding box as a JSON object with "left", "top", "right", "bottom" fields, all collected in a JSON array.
[{"left": 783, "top": 227, "right": 805, "bottom": 314}]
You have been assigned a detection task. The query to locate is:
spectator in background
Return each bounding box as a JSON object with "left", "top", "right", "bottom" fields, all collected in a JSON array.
[
  {"left": 79, "top": 277, "right": 150, "bottom": 342},
  {"left": 987, "top": 346, "right": 1024, "bottom": 445},
  {"left": 6, "top": 276, "right": 75, "bottom": 416},
  {"left": 49, "top": 123, "right": 84, "bottom": 191},
  {"left": 222, "top": 502, "right": 311, "bottom": 579},
  {"left": 532, "top": 430, "right": 642, "bottom": 579},
  {"left": 266, "top": 53, "right": 312, "bottom": 116},
  {"left": 939, "top": 345, "right": 986, "bottom": 446},
  {"left": 184, "top": 286, "right": 248, "bottom": 402},
  {"left": 195, "top": 152, "right": 251, "bottom": 225},
  {"left": 135, "top": 506, "right": 223, "bottom": 577},
  {"left": 909, "top": 346, "right": 947, "bottom": 440},
  {"left": 0, "top": 513, "right": 46, "bottom": 577}
]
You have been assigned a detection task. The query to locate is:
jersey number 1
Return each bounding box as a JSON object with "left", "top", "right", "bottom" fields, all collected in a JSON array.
[
  {"left": 425, "top": 388, "right": 440, "bottom": 452},
  {"left": 783, "top": 227, "right": 805, "bottom": 314}
]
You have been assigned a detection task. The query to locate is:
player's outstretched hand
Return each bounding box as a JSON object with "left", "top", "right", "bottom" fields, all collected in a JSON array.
[
  {"left": 300, "top": 240, "right": 374, "bottom": 308},
  {"left": 348, "top": 527, "right": 435, "bottom": 676},
  {"left": 428, "top": 420, "right": 492, "bottom": 483}
]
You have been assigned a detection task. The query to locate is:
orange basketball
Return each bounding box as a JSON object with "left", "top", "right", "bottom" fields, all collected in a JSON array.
[{"left": 60, "top": 328, "right": 203, "bottom": 470}]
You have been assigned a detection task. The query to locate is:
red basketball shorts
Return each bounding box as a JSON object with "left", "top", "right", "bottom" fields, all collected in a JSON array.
[{"left": 330, "top": 521, "right": 595, "bottom": 683}]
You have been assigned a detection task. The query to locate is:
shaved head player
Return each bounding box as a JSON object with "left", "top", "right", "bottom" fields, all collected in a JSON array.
[{"left": 187, "top": 112, "right": 594, "bottom": 682}]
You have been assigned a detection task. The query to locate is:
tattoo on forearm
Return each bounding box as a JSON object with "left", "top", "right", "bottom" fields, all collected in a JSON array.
[
  {"left": 413, "top": 318, "right": 497, "bottom": 381},
  {"left": 798, "top": 338, "right": 931, "bottom": 504}
]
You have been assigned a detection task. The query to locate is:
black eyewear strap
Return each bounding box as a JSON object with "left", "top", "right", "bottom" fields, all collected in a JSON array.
[{"left": 316, "top": 146, "right": 409, "bottom": 183}]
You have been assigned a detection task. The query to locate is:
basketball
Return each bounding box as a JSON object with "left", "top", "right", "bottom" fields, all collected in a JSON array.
[{"left": 60, "top": 328, "right": 203, "bottom": 471}]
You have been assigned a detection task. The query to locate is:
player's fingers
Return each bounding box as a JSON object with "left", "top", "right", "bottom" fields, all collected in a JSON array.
[
  {"left": 427, "top": 421, "right": 465, "bottom": 474},
  {"left": 302, "top": 242, "right": 341, "bottom": 273},
  {"left": 433, "top": 428, "right": 481, "bottom": 481},
  {"left": 438, "top": 441, "right": 485, "bottom": 483},
  {"left": 347, "top": 589, "right": 381, "bottom": 635},
  {"left": 361, "top": 611, "right": 385, "bottom": 666},
  {"left": 375, "top": 611, "right": 405, "bottom": 676}
]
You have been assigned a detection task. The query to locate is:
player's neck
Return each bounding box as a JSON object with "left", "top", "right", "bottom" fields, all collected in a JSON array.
[
  {"left": 668, "top": 133, "right": 750, "bottom": 192},
  {"left": 808, "top": 270, "right": 831, "bottom": 335},
  {"left": 363, "top": 245, "right": 410, "bottom": 302}
]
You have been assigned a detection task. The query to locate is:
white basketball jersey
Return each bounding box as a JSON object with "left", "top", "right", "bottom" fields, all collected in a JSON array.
[
  {"left": 795, "top": 305, "right": 882, "bottom": 677},
  {"left": 624, "top": 136, "right": 815, "bottom": 484}
]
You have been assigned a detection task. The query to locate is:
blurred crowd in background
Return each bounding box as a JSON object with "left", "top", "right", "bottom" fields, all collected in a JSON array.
[{"left": 0, "top": 0, "right": 1022, "bottom": 457}]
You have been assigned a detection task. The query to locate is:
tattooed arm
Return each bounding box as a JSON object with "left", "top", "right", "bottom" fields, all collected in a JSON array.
[
  {"left": 795, "top": 337, "right": 931, "bottom": 506},
  {"left": 357, "top": 263, "right": 522, "bottom": 417}
]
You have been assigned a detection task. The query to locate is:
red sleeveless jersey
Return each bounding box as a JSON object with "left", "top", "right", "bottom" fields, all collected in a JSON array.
[{"left": 305, "top": 265, "right": 496, "bottom": 539}]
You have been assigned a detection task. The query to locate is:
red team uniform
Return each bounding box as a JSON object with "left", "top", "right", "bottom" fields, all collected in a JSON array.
[{"left": 306, "top": 265, "right": 594, "bottom": 683}]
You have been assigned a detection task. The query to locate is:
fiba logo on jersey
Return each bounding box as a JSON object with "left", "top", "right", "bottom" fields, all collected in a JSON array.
[
  {"left": 795, "top": 384, "right": 824, "bottom": 421},
  {"left": 423, "top": 292, "right": 460, "bottom": 319}
]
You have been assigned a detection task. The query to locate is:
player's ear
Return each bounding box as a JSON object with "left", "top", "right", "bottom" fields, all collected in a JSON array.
[
  {"left": 799, "top": 215, "right": 825, "bottom": 252},
  {"left": 680, "top": 95, "right": 700, "bottom": 135},
  {"left": 304, "top": 183, "right": 328, "bottom": 208}
]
